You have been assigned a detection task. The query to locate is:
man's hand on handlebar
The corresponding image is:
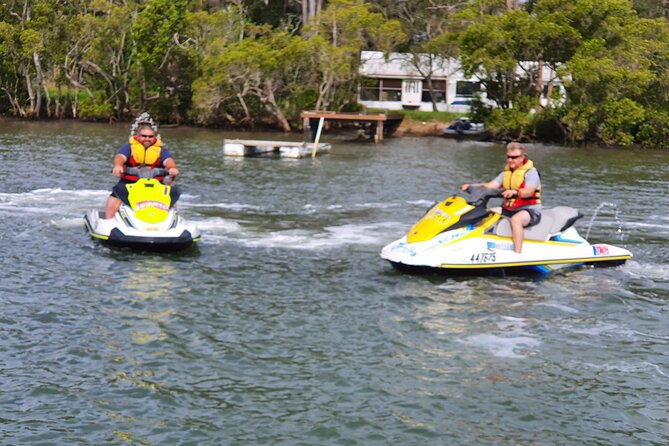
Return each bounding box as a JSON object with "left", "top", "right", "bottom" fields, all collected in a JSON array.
[{"left": 502, "top": 189, "right": 519, "bottom": 199}]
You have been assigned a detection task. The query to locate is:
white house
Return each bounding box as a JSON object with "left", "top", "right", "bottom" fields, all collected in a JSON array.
[{"left": 358, "top": 51, "right": 562, "bottom": 113}]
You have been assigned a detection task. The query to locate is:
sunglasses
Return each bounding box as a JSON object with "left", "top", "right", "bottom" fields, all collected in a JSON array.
[
  {"left": 138, "top": 134, "right": 156, "bottom": 138},
  {"left": 506, "top": 154, "right": 523, "bottom": 160}
]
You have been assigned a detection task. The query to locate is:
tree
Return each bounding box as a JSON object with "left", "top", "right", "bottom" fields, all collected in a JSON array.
[
  {"left": 382, "top": 0, "right": 464, "bottom": 111},
  {"left": 305, "top": 0, "right": 405, "bottom": 110},
  {"left": 131, "top": 0, "right": 197, "bottom": 123},
  {"left": 195, "top": 29, "right": 311, "bottom": 130},
  {"left": 453, "top": 0, "right": 669, "bottom": 145},
  {"left": 0, "top": 0, "right": 65, "bottom": 118}
]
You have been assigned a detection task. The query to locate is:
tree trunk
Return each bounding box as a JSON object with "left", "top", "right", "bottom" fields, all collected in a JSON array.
[
  {"left": 309, "top": 0, "right": 316, "bottom": 19},
  {"left": 302, "top": 0, "right": 321, "bottom": 25},
  {"left": 535, "top": 58, "right": 544, "bottom": 109},
  {"left": 544, "top": 65, "right": 556, "bottom": 109},
  {"left": 21, "top": 61, "right": 36, "bottom": 117},
  {"left": 236, "top": 92, "right": 253, "bottom": 125},
  {"left": 3, "top": 87, "right": 27, "bottom": 118},
  {"left": 264, "top": 79, "right": 291, "bottom": 132},
  {"left": 55, "top": 85, "right": 63, "bottom": 118},
  {"left": 33, "top": 52, "right": 45, "bottom": 118},
  {"left": 316, "top": 73, "right": 334, "bottom": 111},
  {"left": 72, "top": 89, "right": 78, "bottom": 119}
]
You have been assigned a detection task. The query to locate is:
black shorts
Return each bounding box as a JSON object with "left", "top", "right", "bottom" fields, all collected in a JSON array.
[
  {"left": 502, "top": 208, "right": 541, "bottom": 228},
  {"left": 110, "top": 179, "right": 133, "bottom": 198}
]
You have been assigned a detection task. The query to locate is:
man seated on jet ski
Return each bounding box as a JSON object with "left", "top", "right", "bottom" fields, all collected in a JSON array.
[
  {"left": 461, "top": 142, "right": 541, "bottom": 254},
  {"left": 105, "top": 123, "right": 181, "bottom": 218}
]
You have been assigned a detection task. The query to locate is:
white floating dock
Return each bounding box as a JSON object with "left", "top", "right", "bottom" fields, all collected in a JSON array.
[{"left": 223, "top": 139, "right": 331, "bottom": 158}]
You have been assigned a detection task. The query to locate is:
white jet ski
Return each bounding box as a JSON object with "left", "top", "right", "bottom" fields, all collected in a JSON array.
[
  {"left": 84, "top": 167, "right": 201, "bottom": 252},
  {"left": 381, "top": 186, "right": 632, "bottom": 275}
]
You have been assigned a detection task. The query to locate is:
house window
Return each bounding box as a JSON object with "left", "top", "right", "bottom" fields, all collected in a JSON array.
[
  {"left": 360, "top": 79, "right": 380, "bottom": 101},
  {"left": 380, "top": 78, "right": 402, "bottom": 102},
  {"left": 421, "top": 80, "right": 446, "bottom": 103},
  {"left": 455, "top": 81, "right": 480, "bottom": 97},
  {"left": 404, "top": 80, "right": 421, "bottom": 94}
]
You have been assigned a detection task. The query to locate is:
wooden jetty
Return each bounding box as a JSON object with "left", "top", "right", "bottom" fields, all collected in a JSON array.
[
  {"left": 300, "top": 111, "right": 404, "bottom": 143},
  {"left": 223, "top": 139, "right": 331, "bottom": 158}
]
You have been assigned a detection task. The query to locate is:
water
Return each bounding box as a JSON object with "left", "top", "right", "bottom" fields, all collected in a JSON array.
[
  {"left": 1, "top": 120, "right": 669, "bottom": 445},
  {"left": 585, "top": 202, "right": 624, "bottom": 241}
]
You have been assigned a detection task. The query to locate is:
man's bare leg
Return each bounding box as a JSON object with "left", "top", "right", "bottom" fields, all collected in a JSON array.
[
  {"left": 105, "top": 196, "right": 122, "bottom": 219},
  {"left": 509, "top": 210, "right": 530, "bottom": 253}
]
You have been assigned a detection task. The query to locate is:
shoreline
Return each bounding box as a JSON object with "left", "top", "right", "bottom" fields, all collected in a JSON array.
[
  {"left": 0, "top": 115, "right": 649, "bottom": 148},
  {"left": 0, "top": 114, "right": 448, "bottom": 137}
]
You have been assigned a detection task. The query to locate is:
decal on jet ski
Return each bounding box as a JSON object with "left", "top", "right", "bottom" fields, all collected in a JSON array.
[
  {"left": 135, "top": 201, "right": 169, "bottom": 211},
  {"left": 486, "top": 241, "right": 514, "bottom": 251},
  {"left": 430, "top": 210, "right": 451, "bottom": 224},
  {"left": 593, "top": 245, "right": 610, "bottom": 255},
  {"left": 395, "top": 242, "right": 416, "bottom": 256}
]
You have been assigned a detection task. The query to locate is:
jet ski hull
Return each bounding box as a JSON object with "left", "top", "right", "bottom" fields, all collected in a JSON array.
[
  {"left": 382, "top": 231, "right": 632, "bottom": 276},
  {"left": 386, "top": 257, "right": 629, "bottom": 276},
  {"left": 84, "top": 210, "right": 200, "bottom": 253},
  {"left": 105, "top": 227, "right": 197, "bottom": 252}
]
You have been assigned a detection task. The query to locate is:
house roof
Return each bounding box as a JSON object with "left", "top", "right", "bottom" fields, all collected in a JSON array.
[
  {"left": 360, "top": 51, "right": 564, "bottom": 84},
  {"left": 359, "top": 51, "right": 460, "bottom": 79}
]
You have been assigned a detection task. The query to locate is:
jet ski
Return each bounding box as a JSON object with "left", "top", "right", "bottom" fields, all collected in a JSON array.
[
  {"left": 381, "top": 186, "right": 632, "bottom": 275},
  {"left": 84, "top": 167, "right": 201, "bottom": 252}
]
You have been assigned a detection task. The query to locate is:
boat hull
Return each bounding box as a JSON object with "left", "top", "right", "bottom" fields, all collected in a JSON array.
[{"left": 442, "top": 129, "right": 490, "bottom": 140}]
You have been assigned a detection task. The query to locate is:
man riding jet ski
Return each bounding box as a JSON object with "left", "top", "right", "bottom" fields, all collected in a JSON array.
[
  {"left": 380, "top": 186, "right": 632, "bottom": 275},
  {"left": 84, "top": 114, "right": 200, "bottom": 251}
]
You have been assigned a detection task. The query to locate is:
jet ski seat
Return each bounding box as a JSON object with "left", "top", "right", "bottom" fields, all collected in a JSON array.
[{"left": 493, "top": 206, "right": 583, "bottom": 241}]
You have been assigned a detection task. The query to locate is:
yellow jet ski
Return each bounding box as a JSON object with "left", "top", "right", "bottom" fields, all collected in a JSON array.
[
  {"left": 84, "top": 167, "right": 200, "bottom": 252},
  {"left": 381, "top": 187, "right": 632, "bottom": 275}
]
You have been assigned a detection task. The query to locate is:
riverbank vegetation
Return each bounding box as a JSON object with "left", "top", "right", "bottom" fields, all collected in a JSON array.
[{"left": 1, "top": 0, "right": 668, "bottom": 147}]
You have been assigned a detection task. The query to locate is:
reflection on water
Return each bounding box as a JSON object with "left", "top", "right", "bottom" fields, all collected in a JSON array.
[
  {"left": 121, "top": 259, "right": 179, "bottom": 301},
  {"left": 1, "top": 121, "right": 668, "bottom": 444}
]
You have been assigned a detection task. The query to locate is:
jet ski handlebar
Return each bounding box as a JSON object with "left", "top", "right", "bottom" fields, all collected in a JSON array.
[
  {"left": 463, "top": 185, "right": 503, "bottom": 207},
  {"left": 124, "top": 167, "right": 175, "bottom": 184}
]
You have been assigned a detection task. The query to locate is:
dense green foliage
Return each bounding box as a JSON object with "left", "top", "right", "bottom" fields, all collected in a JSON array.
[{"left": 0, "top": 0, "right": 668, "bottom": 146}]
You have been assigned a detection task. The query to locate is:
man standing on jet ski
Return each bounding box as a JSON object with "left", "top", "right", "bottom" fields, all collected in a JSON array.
[
  {"left": 105, "top": 123, "right": 180, "bottom": 218},
  {"left": 461, "top": 142, "right": 542, "bottom": 254}
]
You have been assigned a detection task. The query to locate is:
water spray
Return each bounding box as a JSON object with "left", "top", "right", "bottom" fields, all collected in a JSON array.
[{"left": 585, "top": 202, "right": 624, "bottom": 241}]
